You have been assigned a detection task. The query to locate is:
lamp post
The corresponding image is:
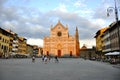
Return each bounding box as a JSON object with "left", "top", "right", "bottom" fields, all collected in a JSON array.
[{"left": 107, "top": 0, "right": 120, "bottom": 62}]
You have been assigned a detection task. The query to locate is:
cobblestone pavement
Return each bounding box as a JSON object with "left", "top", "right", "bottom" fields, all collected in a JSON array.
[{"left": 0, "top": 58, "right": 120, "bottom": 80}]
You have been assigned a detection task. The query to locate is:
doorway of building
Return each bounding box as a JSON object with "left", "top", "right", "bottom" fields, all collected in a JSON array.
[
  {"left": 57, "top": 50, "right": 61, "bottom": 57},
  {"left": 70, "top": 51, "right": 72, "bottom": 57},
  {"left": 47, "top": 51, "right": 49, "bottom": 56}
]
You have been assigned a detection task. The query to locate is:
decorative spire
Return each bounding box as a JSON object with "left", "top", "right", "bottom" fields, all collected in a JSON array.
[
  {"left": 58, "top": 20, "right": 61, "bottom": 24},
  {"left": 50, "top": 25, "right": 53, "bottom": 31},
  {"left": 50, "top": 25, "right": 53, "bottom": 28},
  {"left": 76, "top": 26, "right": 78, "bottom": 31},
  {"left": 66, "top": 24, "right": 68, "bottom": 28},
  {"left": 75, "top": 26, "right": 79, "bottom": 41}
]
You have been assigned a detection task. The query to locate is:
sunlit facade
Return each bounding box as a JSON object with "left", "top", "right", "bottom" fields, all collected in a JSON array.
[
  {"left": 43, "top": 21, "right": 80, "bottom": 57},
  {"left": 0, "top": 28, "right": 12, "bottom": 58},
  {"left": 95, "top": 27, "right": 108, "bottom": 53},
  {"left": 18, "top": 37, "right": 27, "bottom": 54}
]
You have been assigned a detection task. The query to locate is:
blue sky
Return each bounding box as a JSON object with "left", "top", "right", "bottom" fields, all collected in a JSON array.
[{"left": 0, "top": 0, "right": 120, "bottom": 48}]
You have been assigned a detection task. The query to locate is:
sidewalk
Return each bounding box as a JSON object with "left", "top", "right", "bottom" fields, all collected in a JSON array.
[
  {"left": 89, "top": 59, "right": 120, "bottom": 69},
  {"left": 112, "top": 64, "right": 120, "bottom": 69}
]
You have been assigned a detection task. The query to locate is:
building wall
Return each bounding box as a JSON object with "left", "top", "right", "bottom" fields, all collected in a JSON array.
[
  {"left": 102, "top": 21, "right": 120, "bottom": 53},
  {"left": 43, "top": 21, "right": 80, "bottom": 57},
  {"left": 18, "top": 37, "right": 27, "bottom": 54},
  {"left": 0, "top": 33, "right": 10, "bottom": 57},
  {"left": 110, "top": 25, "right": 120, "bottom": 51},
  {"left": 9, "top": 37, "right": 13, "bottom": 53},
  {"left": 0, "top": 33, "right": 2, "bottom": 57},
  {"left": 0, "top": 28, "right": 11, "bottom": 58},
  {"left": 27, "top": 44, "right": 33, "bottom": 54},
  {"left": 94, "top": 27, "right": 108, "bottom": 59},
  {"left": 0, "top": 28, "right": 28, "bottom": 58},
  {"left": 37, "top": 47, "right": 42, "bottom": 57},
  {"left": 102, "top": 29, "right": 111, "bottom": 53},
  {"left": 12, "top": 39, "right": 19, "bottom": 53},
  {"left": 27, "top": 44, "right": 33, "bottom": 56},
  {"left": 95, "top": 27, "right": 108, "bottom": 53},
  {"left": 80, "top": 49, "right": 96, "bottom": 59}
]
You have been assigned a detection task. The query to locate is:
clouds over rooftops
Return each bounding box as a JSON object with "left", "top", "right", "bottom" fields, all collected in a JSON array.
[{"left": 0, "top": 0, "right": 118, "bottom": 47}]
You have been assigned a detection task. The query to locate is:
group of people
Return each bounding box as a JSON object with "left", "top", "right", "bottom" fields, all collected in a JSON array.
[
  {"left": 42, "top": 55, "right": 50, "bottom": 63},
  {"left": 32, "top": 55, "right": 59, "bottom": 63},
  {"left": 42, "top": 55, "right": 59, "bottom": 63}
]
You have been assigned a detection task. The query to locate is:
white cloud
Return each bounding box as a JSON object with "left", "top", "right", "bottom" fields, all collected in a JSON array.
[
  {"left": 80, "top": 39, "right": 96, "bottom": 48},
  {"left": 1, "top": 21, "right": 16, "bottom": 30},
  {"left": 92, "top": 19, "right": 106, "bottom": 28},
  {"left": 1, "top": 0, "right": 110, "bottom": 48},
  {"left": 54, "top": 3, "right": 67, "bottom": 12},
  {"left": 75, "top": 8, "right": 93, "bottom": 18},
  {"left": 74, "top": 0, "right": 86, "bottom": 7},
  {"left": 27, "top": 38, "right": 43, "bottom": 47}
]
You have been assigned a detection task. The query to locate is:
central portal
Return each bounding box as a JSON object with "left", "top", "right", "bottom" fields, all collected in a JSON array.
[{"left": 57, "top": 50, "right": 61, "bottom": 57}]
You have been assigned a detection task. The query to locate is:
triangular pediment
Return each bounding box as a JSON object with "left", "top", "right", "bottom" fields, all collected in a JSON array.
[{"left": 51, "top": 20, "right": 67, "bottom": 31}]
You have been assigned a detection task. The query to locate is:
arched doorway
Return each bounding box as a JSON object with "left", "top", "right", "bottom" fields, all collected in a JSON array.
[
  {"left": 57, "top": 44, "right": 62, "bottom": 57},
  {"left": 70, "top": 51, "right": 72, "bottom": 57},
  {"left": 57, "top": 50, "right": 61, "bottom": 57},
  {"left": 47, "top": 51, "right": 49, "bottom": 56}
]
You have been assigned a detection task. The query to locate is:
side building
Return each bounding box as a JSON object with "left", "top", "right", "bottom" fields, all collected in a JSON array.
[
  {"left": 95, "top": 21, "right": 120, "bottom": 61},
  {"left": 0, "top": 28, "right": 13, "bottom": 58},
  {"left": 0, "top": 27, "right": 30, "bottom": 58},
  {"left": 102, "top": 21, "right": 120, "bottom": 54},
  {"left": 27, "top": 44, "right": 34, "bottom": 56},
  {"left": 18, "top": 37, "right": 27, "bottom": 54},
  {"left": 94, "top": 27, "right": 108, "bottom": 59},
  {"left": 80, "top": 44, "right": 96, "bottom": 59},
  {"left": 5, "top": 29, "right": 19, "bottom": 55}
]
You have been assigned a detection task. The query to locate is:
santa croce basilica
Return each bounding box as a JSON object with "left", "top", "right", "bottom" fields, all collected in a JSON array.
[{"left": 43, "top": 21, "right": 80, "bottom": 57}]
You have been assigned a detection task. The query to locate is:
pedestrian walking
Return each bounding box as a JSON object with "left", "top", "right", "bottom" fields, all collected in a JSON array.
[
  {"left": 54, "top": 56, "right": 59, "bottom": 63},
  {"left": 47, "top": 55, "right": 51, "bottom": 62},
  {"left": 44, "top": 55, "right": 48, "bottom": 64},
  {"left": 32, "top": 56, "right": 35, "bottom": 63},
  {"left": 42, "top": 55, "right": 44, "bottom": 62}
]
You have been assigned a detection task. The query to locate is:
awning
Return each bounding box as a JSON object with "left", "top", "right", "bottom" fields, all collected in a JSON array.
[
  {"left": 105, "top": 52, "right": 120, "bottom": 56},
  {"left": 10, "top": 53, "right": 17, "bottom": 56}
]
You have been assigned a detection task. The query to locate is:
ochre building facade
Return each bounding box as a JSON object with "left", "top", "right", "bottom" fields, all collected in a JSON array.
[{"left": 43, "top": 21, "right": 80, "bottom": 57}]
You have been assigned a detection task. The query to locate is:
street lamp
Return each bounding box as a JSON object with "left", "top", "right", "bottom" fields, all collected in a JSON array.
[{"left": 107, "top": 0, "right": 120, "bottom": 62}]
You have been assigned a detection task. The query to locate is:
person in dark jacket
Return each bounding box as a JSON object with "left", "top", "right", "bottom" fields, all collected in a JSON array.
[{"left": 54, "top": 56, "right": 59, "bottom": 63}]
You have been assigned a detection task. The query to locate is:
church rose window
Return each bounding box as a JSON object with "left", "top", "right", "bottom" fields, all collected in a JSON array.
[{"left": 57, "top": 32, "right": 62, "bottom": 37}]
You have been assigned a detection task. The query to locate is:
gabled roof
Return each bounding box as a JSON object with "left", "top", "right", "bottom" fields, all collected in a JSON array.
[
  {"left": 94, "top": 27, "right": 108, "bottom": 38},
  {"left": 81, "top": 44, "right": 87, "bottom": 49},
  {"left": 51, "top": 20, "right": 67, "bottom": 31}
]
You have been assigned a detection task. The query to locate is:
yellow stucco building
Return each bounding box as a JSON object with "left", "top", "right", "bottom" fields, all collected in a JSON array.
[
  {"left": 18, "top": 37, "right": 27, "bottom": 54},
  {"left": 95, "top": 27, "right": 108, "bottom": 53},
  {"left": 43, "top": 21, "right": 80, "bottom": 57},
  {"left": 0, "top": 28, "right": 13, "bottom": 58},
  {"left": 94, "top": 27, "right": 108, "bottom": 59}
]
